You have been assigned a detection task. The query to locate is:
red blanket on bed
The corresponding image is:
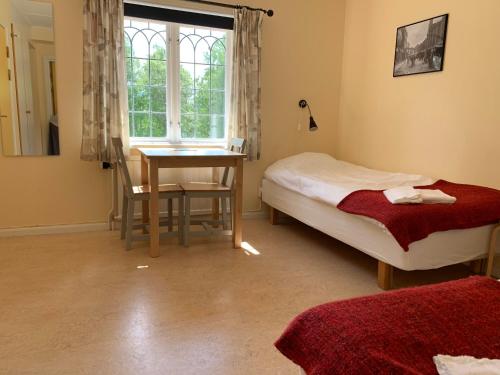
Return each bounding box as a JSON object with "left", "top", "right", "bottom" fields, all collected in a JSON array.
[
  {"left": 275, "top": 277, "right": 500, "bottom": 375},
  {"left": 337, "top": 180, "right": 500, "bottom": 250}
]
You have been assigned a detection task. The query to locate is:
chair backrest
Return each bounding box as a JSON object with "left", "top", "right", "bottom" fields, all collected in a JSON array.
[
  {"left": 111, "top": 138, "right": 134, "bottom": 197},
  {"left": 222, "top": 138, "right": 246, "bottom": 187}
]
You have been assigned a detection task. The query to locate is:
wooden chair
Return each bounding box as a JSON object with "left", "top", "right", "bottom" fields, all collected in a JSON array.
[
  {"left": 111, "top": 138, "right": 184, "bottom": 250},
  {"left": 180, "top": 138, "right": 246, "bottom": 246}
]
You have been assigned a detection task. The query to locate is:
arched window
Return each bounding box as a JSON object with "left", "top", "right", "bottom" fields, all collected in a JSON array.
[{"left": 124, "top": 18, "right": 231, "bottom": 143}]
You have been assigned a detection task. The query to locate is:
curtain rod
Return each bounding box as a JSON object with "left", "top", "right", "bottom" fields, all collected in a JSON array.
[{"left": 181, "top": 0, "right": 274, "bottom": 17}]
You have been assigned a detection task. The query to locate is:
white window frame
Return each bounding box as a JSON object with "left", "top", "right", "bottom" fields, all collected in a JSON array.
[{"left": 126, "top": 18, "right": 232, "bottom": 146}]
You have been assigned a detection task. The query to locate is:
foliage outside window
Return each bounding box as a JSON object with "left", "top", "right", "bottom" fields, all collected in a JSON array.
[{"left": 124, "top": 19, "right": 230, "bottom": 143}]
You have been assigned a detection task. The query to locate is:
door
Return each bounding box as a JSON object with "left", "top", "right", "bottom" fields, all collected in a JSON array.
[{"left": 0, "top": 24, "right": 16, "bottom": 155}]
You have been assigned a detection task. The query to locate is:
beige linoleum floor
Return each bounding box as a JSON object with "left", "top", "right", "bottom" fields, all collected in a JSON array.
[{"left": 0, "top": 218, "right": 484, "bottom": 375}]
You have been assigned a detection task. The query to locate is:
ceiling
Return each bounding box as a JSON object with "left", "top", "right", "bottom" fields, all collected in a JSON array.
[{"left": 12, "top": 0, "right": 53, "bottom": 28}]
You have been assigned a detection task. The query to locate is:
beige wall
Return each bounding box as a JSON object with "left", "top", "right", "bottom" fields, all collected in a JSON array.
[
  {"left": 338, "top": 0, "right": 500, "bottom": 190},
  {"left": 0, "top": 0, "right": 345, "bottom": 229}
]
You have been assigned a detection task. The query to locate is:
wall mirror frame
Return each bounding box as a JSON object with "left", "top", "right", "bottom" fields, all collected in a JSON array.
[{"left": 0, "top": 0, "right": 59, "bottom": 157}]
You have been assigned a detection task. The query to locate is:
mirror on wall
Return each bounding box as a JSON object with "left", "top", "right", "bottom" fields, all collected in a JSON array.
[{"left": 0, "top": 0, "right": 59, "bottom": 156}]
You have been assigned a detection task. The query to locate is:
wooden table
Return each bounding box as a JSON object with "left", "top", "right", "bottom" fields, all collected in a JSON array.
[{"left": 138, "top": 148, "right": 245, "bottom": 258}]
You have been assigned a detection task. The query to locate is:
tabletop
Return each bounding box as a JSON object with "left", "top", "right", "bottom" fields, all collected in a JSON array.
[{"left": 138, "top": 148, "right": 245, "bottom": 158}]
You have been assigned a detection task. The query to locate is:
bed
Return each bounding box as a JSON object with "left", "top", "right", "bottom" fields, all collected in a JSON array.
[
  {"left": 262, "top": 153, "right": 500, "bottom": 289},
  {"left": 275, "top": 276, "right": 500, "bottom": 375}
]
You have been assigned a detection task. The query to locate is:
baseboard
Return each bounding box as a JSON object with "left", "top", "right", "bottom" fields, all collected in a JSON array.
[
  {"left": 0, "top": 222, "right": 108, "bottom": 237},
  {"left": 0, "top": 210, "right": 266, "bottom": 237}
]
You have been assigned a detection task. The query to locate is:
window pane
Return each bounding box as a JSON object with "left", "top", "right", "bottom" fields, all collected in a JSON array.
[
  {"left": 194, "top": 115, "right": 210, "bottom": 139},
  {"left": 150, "top": 60, "right": 166, "bottom": 85},
  {"left": 132, "top": 32, "right": 149, "bottom": 58},
  {"left": 211, "top": 39, "right": 226, "bottom": 66},
  {"left": 210, "top": 91, "right": 225, "bottom": 115},
  {"left": 179, "top": 27, "right": 228, "bottom": 140},
  {"left": 125, "top": 18, "right": 168, "bottom": 139},
  {"left": 194, "top": 39, "right": 210, "bottom": 64},
  {"left": 151, "top": 87, "right": 166, "bottom": 112},
  {"left": 130, "top": 58, "right": 149, "bottom": 85},
  {"left": 134, "top": 113, "right": 150, "bottom": 137},
  {"left": 179, "top": 38, "right": 195, "bottom": 63},
  {"left": 152, "top": 114, "right": 167, "bottom": 137},
  {"left": 150, "top": 33, "right": 167, "bottom": 60},
  {"left": 125, "top": 35, "right": 132, "bottom": 58},
  {"left": 211, "top": 115, "right": 225, "bottom": 139},
  {"left": 129, "top": 113, "right": 134, "bottom": 137},
  {"left": 194, "top": 64, "right": 209, "bottom": 84},
  {"left": 194, "top": 89, "right": 208, "bottom": 115},
  {"left": 180, "top": 64, "right": 194, "bottom": 90},
  {"left": 210, "top": 66, "right": 225, "bottom": 90},
  {"left": 133, "top": 86, "right": 150, "bottom": 112},
  {"left": 181, "top": 114, "right": 195, "bottom": 138},
  {"left": 181, "top": 89, "right": 194, "bottom": 114}
]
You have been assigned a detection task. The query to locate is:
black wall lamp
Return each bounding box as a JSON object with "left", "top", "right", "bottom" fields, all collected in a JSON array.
[{"left": 299, "top": 99, "right": 318, "bottom": 132}]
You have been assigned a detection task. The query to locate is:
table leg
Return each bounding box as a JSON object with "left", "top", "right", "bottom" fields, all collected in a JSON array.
[
  {"left": 233, "top": 158, "right": 243, "bottom": 248},
  {"left": 212, "top": 167, "right": 220, "bottom": 228},
  {"left": 141, "top": 154, "right": 149, "bottom": 233},
  {"left": 149, "top": 159, "right": 160, "bottom": 258}
]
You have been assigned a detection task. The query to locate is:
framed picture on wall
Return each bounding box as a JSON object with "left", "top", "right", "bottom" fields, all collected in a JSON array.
[{"left": 393, "top": 14, "right": 449, "bottom": 77}]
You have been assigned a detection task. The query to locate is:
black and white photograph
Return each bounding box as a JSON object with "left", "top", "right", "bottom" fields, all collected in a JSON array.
[{"left": 393, "top": 14, "right": 448, "bottom": 77}]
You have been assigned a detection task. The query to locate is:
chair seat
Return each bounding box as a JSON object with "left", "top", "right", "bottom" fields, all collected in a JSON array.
[
  {"left": 181, "top": 182, "right": 231, "bottom": 192},
  {"left": 133, "top": 183, "right": 183, "bottom": 195}
]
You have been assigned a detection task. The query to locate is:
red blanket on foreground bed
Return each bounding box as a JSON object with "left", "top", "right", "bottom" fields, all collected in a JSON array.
[
  {"left": 337, "top": 180, "right": 500, "bottom": 250},
  {"left": 275, "top": 277, "right": 500, "bottom": 375}
]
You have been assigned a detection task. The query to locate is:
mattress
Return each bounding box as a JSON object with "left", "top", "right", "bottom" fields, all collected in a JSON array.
[
  {"left": 264, "top": 152, "right": 434, "bottom": 207},
  {"left": 262, "top": 178, "right": 500, "bottom": 271}
]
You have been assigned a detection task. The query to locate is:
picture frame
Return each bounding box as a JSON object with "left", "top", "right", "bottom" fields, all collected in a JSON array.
[{"left": 393, "top": 14, "right": 449, "bottom": 77}]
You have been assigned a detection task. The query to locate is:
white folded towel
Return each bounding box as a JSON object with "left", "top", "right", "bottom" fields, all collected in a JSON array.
[
  {"left": 417, "top": 189, "right": 456, "bottom": 204},
  {"left": 434, "top": 355, "right": 500, "bottom": 375},
  {"left": 383, "top": 186, "right": 422, "bottom": 204},
  {"left": 383, "top": 187, "right": 457, "bottom": 205}
]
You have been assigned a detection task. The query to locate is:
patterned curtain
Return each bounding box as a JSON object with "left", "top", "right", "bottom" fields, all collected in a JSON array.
[
  {"left": 81, "top": 0, "right": 129, "bottom": 162},
  {"left": 229, "top": 8, "right": 263, "bottom": 161}
]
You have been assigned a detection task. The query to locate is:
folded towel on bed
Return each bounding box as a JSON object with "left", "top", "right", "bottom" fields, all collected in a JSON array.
[
  {"left": 418, "top": 189, "right": 457, "bottom": 204},
  {"left": 383, "top": 186, "right": 423, "bottom": 204},
  {"left": 384, "top": 187, "right": 456, "bottom": 205},
  {"left": 433, "top": 355, "right": 500, "bottom": 375}
]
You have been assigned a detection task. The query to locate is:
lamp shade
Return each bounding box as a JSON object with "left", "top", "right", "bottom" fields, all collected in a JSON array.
[
  {"left": 299, "top": 99, "right": 319, "bottom": 132},
  {"left": 309, "top": 116, "right": 318, "bottom": 132}
]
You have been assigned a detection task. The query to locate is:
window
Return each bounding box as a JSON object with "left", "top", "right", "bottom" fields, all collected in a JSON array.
[{"left": 124, "top": 17, "right": 231, "bottom": 144}]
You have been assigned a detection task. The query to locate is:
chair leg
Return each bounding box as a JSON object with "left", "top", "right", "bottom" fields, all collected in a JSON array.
[
  {"left": 178, "top": 196, "right": 185, "bottom": 245},
  {"left": 184, "top": 195, "right": 190, "bottom": 247},
  {"left": 125, "top": 199, "right": 135, "bottom": 251},
  {"left": 229, "top": 193, "right": 234, "bottom": 230},
  {"left": 168, "top": 199, "right": 173, "bottom": 232},
  {"left": 221, "top": 197, "right": 229, "bottom": 230},
  {"left": 120, "top": 192, "right": 128, "bottom": 240}
]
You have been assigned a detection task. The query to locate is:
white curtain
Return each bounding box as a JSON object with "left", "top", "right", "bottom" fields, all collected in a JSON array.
[
  {"left": 228, "top": 8, "right": 263, "bottom": 161},
  {"left": 81, "top": 0, "right": 129, "bottom": 162}
]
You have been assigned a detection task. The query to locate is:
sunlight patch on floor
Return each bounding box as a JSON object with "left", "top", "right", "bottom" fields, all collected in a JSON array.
[{"left": 242, "top": 241, "right": 260, "bottom": 256}]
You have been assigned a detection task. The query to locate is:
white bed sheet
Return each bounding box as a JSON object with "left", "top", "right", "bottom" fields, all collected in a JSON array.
[
  {"left": 264, "top": 153, "right": 435, "bottom": 207},
  {"left": 262, "top": 179, "right": 500, "bottom": 271}
]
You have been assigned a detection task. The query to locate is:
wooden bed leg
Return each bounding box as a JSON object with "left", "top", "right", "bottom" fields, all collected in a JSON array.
[
  {"left": 470, "top": 259, "right": 485, "bottom": 275},
  {"left": 378, "top": 261, "right": 393, "bottom": 290},
  {"left": 270, "top": 206, "right": 280, "bottom": 225},
  {"left": 486, "top": 223, "right": 500, "bottom": 277}
]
